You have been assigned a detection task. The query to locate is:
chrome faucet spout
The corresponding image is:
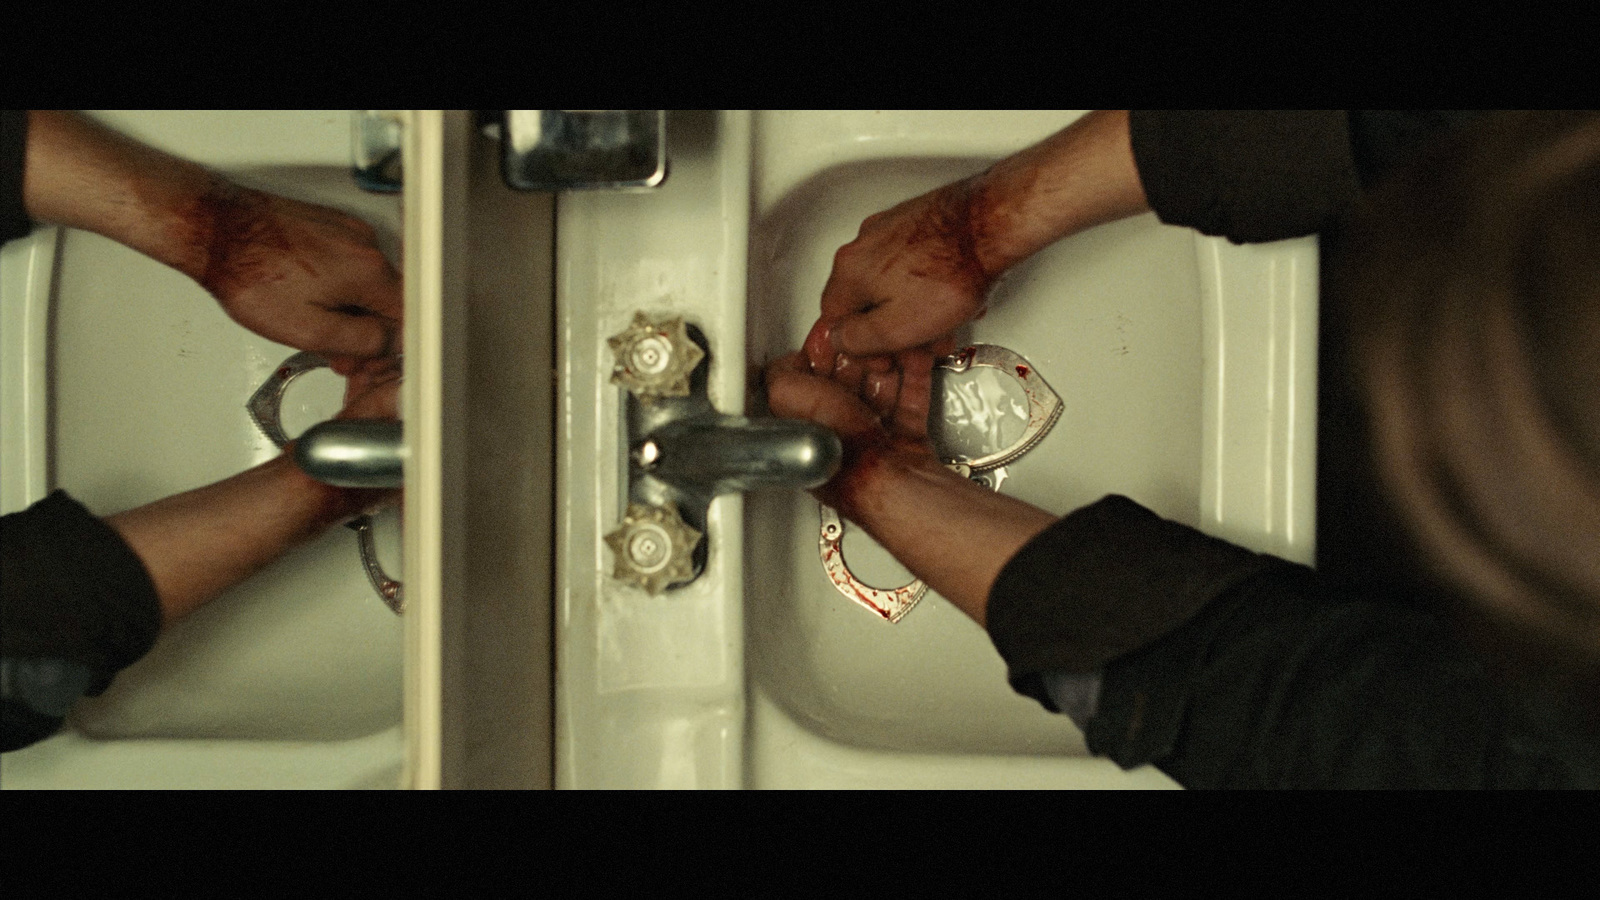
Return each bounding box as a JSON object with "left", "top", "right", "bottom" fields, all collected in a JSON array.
[
  {"left": 640, "top": 417, "right": 841, "bottom": 498},
  {"left": 293, "top": 420, "right": 405, "bottom": 489}
]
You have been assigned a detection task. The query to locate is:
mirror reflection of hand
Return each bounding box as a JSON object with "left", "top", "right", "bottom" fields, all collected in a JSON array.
[
  {"left": 22, "top": 113, "right": 403, "bottom": 373},
  {"left": 195, "top": 186, "right": 402, "bottom": 375},
  {"left": 320, "top": 357, "right": 403, "bottom": 513},
  {"left": 336, "top": 357, "right": 401, "bottom": 422}
]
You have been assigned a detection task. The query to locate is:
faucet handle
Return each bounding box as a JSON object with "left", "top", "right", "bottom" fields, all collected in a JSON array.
[
  {"left": 604, "top": 501, "right": 703, "bottom": 595},
  {"left": 607, "top": 312, "right": 705, "bottom": 399}
]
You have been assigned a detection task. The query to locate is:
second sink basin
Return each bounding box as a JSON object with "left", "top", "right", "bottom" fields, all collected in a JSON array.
[{"left": 745, "top": 155, "right": 1208, "bottom": 756}]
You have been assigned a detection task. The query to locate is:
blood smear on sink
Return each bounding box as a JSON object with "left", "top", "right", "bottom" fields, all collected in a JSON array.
[{"left": 930, "top": 366, "right": 1030, "bottom": 462}]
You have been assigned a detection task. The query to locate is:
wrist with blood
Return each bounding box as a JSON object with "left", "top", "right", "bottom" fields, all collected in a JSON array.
[
  {"left": 279, "top": 446, "right": 393, "bottom": 533},
  {"left": 816, "top": 433, "right": 949, "bottom": 525},
  {"left": 166, "top": 178, "right": 287, "bottom": 297}
]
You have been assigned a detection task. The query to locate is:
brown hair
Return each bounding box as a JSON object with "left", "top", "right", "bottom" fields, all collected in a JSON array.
[{"left": 1336, "top": 111, "right": 1600, "bottom": 697}]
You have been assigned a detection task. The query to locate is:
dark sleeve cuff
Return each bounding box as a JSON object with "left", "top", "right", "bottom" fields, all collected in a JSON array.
[
  {"left": 1129, "top": 110, "right": 1360, "bottom": 244},
  {"left": 984, "top": 493, "right": 1315, "bottom": 777},
  {"left": 1, "top": 490, "right": 162, "bottom": 695},
  {"left": 987, "top": 495, "right": 1280, "bottom": 679},
  {"left": 1, "top": 110, "right": 34, "bottom": 243},
  {"left": 3, "top": 697, "right": 67, "bottom": 752}
]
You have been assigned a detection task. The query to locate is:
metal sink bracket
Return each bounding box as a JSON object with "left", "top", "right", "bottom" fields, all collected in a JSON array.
[{"left": 498, "top": 110, "right": 667, "bottom": 191}]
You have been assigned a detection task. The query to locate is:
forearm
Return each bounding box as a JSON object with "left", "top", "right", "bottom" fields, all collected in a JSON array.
[
  {"left": 20, "top": 110, "right": 222, "bottom": 278},
  {"left": 970, "top": 109, "right": 1151, "bottom": 274},
  {"left": 835, "top": 449, "right": 1056, "bottom": 628},
  {"left": 105, "top": 452, "right": 383, "bottom": 627}
]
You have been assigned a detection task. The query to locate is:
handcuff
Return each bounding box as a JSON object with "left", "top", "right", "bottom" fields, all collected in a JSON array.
[
  {"left": 247, "top": 350, "right": 404, "bottom": 615},
  {"left": 818, "top": 344, "right": 1062, "bottom": 623}
]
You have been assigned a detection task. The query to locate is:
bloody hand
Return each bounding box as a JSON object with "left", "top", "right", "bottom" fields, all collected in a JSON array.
[
  {"left": 810, "top": 175, "right": 1002, "bottom": 369},
  {"left": 179, "top": 183, "right": 402, "bottom": 372},
  {"left": 765, "top": 347, "right": 939, "bottom": 521}
]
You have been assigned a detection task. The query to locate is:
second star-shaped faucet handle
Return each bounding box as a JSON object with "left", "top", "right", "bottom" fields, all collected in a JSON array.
[
  {"left": 607, "top": 312, "right": 706, "bottom": 399},
  {"left": 604, "top": 501, "right": 703, "bottom": 595}
]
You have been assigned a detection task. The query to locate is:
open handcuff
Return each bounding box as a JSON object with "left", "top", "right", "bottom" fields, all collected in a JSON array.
[
  {"left": 247, "top": 350, "right": 404, "bottom": 614},
  {"left": 819, "top": 344, "right": 1062, "bottom": 623}
]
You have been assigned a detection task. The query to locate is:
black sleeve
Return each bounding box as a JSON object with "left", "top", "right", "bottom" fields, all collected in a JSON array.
[
  {"left": 1, "top": 490, "right": 162, "bottom": 751},
  {"left": 1127, "top": 110, "right": 1491, "bottom": 246},
  {"left": 2, "top": 110, "right": 33, "bottom": 243},
  {"left": 1346, "top": 110, "right": 1490, "bottom": 187},
  {"left": 986, "top": 495, "right": 1600, "bottom": 789},
  {"left": 1128, "top": 110, "right": 1360, "bottom": 244}
]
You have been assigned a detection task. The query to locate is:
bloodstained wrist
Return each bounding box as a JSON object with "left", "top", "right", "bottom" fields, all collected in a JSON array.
[
  {"left": 279, "top": 447, "right": 393, "bottom": 535},
  {"left": 165, "top": 178, "right": 286, "bottom": 297},
  {"left": 815, "top": 436, "right": 945, "bottom": 525}
]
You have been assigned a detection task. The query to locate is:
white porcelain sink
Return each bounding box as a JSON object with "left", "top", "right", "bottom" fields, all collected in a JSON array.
[
  {"left": 557, "top": 111, "right": 1316, "bottom": 788},
  {"left": 1, "top": 113, "right": 405, "bottom": 788},
  {"left": 745, "top": 157, "right": 1207, "bottom": 758}
]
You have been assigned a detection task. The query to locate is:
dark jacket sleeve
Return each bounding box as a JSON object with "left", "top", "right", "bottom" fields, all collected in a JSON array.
[
  {"left": 1, "top": 491, "right": 162, "bottom": 751},
  {"left": 1129, "top": 110, "right": 1361, "bottom": 244},
  {"left": 2, "top": 110, "right": 33, "bottom": 243},
  {"left": 1127, "top": 110, "right": 1489, "bottom": 246},
  {"left": 986, "top": 495, "right": 1600, "bottom": 789}
]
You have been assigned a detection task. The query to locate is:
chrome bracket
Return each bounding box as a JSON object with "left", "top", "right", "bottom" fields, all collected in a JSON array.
[
  {"left": 351, "top": 110, "right": 404, "bottom": 193},
  {"left": 499, "top": 110, "right": 667, "bottom": 191}
]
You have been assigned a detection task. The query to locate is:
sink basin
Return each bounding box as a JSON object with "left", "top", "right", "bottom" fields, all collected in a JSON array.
[
  {"left": 745, "top": 157, "right": 1206, "bottom": 757},
  {"left": 1, "top": 113, "right": 405, "bottom": 787},
  {"left": 556, "top": 111, "right": 1316, "bottom": 788}
]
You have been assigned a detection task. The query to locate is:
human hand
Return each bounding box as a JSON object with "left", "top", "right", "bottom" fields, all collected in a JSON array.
[
  {"left": 809, "top": 111, "right": 1152, "bottom": 371},
  {"left": 810, "top": 176, "right": 999, "bottom": 368},
  {"left": 185, "top": 184, "right": 402, "bottom": 374},
  {"left": 335, "top": 356, "right": 402, "bottom": 422},
  {"left": 309, "top": 356, "right": 404, "bottom": 519},
  {"left": 768, "top": 342, "right": 1056, "bottom": 626},
  {"left": 106, "top": 356, "right": 402, "bottom": 627},
  {"left": 765, "top": 347, "right": 940, "bottom": 520},
  {"left": 19, "top": 113, "right": 402, "bottom": 373}
]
